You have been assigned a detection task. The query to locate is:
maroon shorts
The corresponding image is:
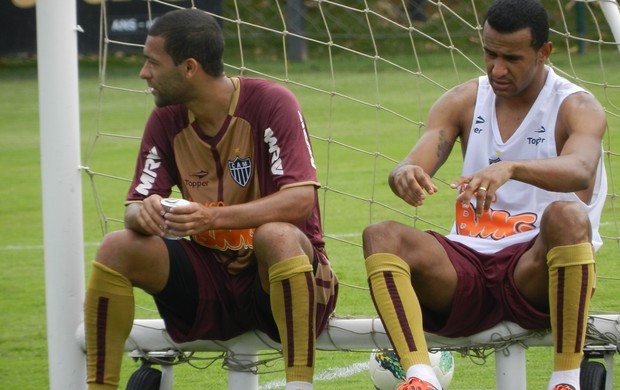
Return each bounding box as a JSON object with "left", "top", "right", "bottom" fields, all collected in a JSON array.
[
  {"left": 154, "top": 238, "right": 338, "bottom": 344},
  {"left": 421, "top": 231, "right": 550, "bottom": 337}
]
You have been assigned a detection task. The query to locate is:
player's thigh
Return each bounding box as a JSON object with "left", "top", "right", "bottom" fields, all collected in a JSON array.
[
  {"left": 363, "top": 221, "right": 447, "bottom": 265},
  {"left": 409, "top": 231, "right": 458, "bottom": 312},
  {"left": 96, "top": 229, "right": 170, "bottom": 293},
  {"left": 512, "top": 237, "right": 549, "bottom": 310},
  {"left": 364, "top": 221, "right": 453, "bottom": 274},
  {"left": 153, "top": 239, "right": 199, "bottom": 328}
]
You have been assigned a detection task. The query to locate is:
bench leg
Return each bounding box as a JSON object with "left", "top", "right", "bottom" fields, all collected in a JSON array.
[
  {"left": 159, "top": 364, "right": 174, "bottom": 390},
  {"left": 495, "top": 343, "right": 527, "bottom": 390},
  {"left": 604, "top": 350, "right": 614, "bottom": 390},
  {"left": 228, "top": 365, "right": 259, "bottom": 390},
  {"left": 227, "top": 339, "right": 260, "bottom": 390}
]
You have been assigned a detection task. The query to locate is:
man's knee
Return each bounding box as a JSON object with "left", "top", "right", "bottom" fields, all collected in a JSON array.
[
  {"left": 540, "top": 201, "right": 592, "bottom": 245},
  {"left": 362, "top": 220, "right": 411, "bottom": 257},
  {"left": 97, "top": 230, "right": 134, "bottom": 265},
  {"left": 254, "top": 222, "right": 304, "bottom": 245},
  {"left": 96, "top": 229, "right": 165, "bottom": 277},
  {"left": 253, "top": 222, "right": 312, "bottom": 262}
]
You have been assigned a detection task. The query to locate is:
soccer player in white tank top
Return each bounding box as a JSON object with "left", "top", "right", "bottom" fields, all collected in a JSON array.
[{"left": 363, "top": 1, "right": 607, "bottom": 389}]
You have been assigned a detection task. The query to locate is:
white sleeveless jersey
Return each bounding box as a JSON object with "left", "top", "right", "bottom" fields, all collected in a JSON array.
[{"left": 446, "top": 66, "right": 607, "bottom": 253}]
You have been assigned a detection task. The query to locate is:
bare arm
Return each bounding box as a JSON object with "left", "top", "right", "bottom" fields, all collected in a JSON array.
[
  {"left": 515, "top": 92, "right": 605, "bottom": 192},
  {"left": 390, "top": 81, "right": 477, "bottom": 207},
  {"left": 156, "top": 185, "right": 316, "bottom": 238},
  {"left": 454, "top": 91, "right": 607, "bottom": 214}
]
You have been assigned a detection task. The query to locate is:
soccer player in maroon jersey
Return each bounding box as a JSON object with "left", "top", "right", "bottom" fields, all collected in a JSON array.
[{"left": 83, "top": 9, "right": 338, "bottom": 390}]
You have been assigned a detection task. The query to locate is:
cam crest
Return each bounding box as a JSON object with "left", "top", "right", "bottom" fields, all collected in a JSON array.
[{"left": 228, "top": 156, "right": 253, "bottom": 187}]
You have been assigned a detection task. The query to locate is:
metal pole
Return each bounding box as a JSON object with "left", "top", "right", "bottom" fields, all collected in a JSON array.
[
  {"left": 576, "top": 1, "right": 586, "bottom": 55},
  {"left": 36, "top": 0, "right": 86, "bottom": 388},
  {"left": 287, "top": 0, "right": 307, "bottom": 63}
]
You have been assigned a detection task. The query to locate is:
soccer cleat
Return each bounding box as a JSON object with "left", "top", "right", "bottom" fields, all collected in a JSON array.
[
  {"left": 397, "top": 377, "right": 441, "bottom": 390},
  {"left": 551, "top": 385, "right": 576, "bottom": 390}
]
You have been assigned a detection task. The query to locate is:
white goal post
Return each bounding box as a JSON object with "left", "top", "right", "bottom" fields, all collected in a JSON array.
[{"left": 37, "top": 0, "right": 86, "bottom": 389}]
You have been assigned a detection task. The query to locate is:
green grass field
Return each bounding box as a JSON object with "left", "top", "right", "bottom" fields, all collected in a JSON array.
[{"left": 1, "top": 44, "right": 620, "bottom": 390}]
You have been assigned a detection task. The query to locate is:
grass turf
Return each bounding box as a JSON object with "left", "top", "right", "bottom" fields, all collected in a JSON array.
[{"left": 1, "top": 48, "right": 620, "bottom": 389}]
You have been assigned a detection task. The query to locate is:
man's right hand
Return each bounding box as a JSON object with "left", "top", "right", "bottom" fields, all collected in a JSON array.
[
  {"left": 125, "top": 195, "right": 166, "bottom": 236},
  {"left": 390, "top": 164, "right": 438, "bottom": 207}
]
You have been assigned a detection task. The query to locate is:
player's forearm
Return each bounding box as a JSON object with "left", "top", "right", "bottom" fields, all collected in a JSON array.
[
  {"left": 510, "top": 156, "right": 594, "bottom": 193},
  {"left": 202, "top": 186, "right": 315, "bottom": 231}
]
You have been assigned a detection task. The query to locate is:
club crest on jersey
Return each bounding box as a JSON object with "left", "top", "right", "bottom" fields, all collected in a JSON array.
[{"left": 228, "top": 156, "right": 252, "bottom": 187}]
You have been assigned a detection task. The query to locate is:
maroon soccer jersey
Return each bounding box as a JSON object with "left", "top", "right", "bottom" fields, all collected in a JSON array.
[{"left": 126, "top": 77, "right": 325, "bottom": 273}]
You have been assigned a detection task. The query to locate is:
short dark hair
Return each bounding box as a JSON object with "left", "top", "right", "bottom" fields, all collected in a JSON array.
[
  {"left": 148, "top": 9, "right": 224, "bottom": 77},
  {"left": 484, "top": 0, "right": 549, "bottom": 50}
]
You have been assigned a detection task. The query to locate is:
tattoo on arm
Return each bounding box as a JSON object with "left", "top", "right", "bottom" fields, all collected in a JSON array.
[{"left": 433, "top": 129, "right": 452, "bottom": 173}]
